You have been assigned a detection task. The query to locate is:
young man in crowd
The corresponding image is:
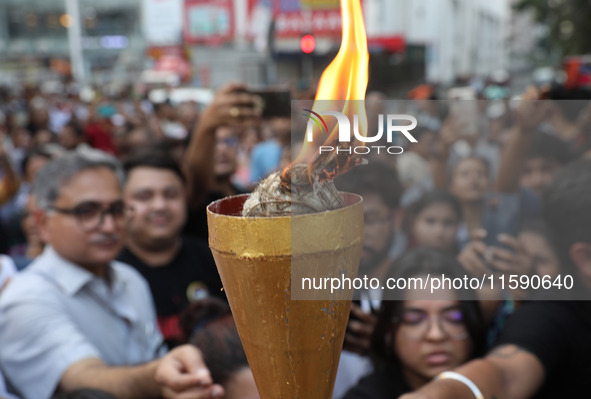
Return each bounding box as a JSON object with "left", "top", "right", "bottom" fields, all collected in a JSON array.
[
  {"left": 210, "top": 126, "right": 244, "bottom": 198},
  {"left": 401, "top": 159, "right": 591, "bottom": 399},
  {"left": 519, "top": 131, "right": 572, "bottom": 198},
  {"left": 183, "top": 125, "right": 249, "bottom": 239},
  {"left": 0, "top": 152, "right": 224, "bottom": 399},
  {"left": 182, "top": 83, "right": 260, "bottom": 240},
  {"left": 119, "top": 149, "right": 224, "bottom": 347}
]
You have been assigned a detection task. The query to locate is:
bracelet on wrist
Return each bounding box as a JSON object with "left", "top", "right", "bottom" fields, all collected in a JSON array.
[{"left": 436, "top": 371, "right": 484, "bottom": 399}]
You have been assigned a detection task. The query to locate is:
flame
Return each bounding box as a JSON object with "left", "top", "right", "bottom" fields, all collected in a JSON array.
[{"left": 292, "top": 0, "right": 369, "bottom": 175}]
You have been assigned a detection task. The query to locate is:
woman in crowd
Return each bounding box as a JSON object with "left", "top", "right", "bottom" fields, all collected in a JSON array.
[
  {"left": 343, "top": 248, "right": 486, "bottom": 398},
  {"left": 433, "top": 91, "right": 549, "bottom": 252},
  {"left": 448, "top": 156, "right": 493, "bottom": 245},
  {"left": 406, "top": 190, "right": 462, "bottom": 253}
]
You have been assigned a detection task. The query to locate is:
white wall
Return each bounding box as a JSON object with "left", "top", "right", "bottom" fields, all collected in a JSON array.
[
  {"left": 141, "top": 0, "right": 183, "bottom": 46},
  {"left": 363, "top": 0, "right": 509, "bottom": 84}
]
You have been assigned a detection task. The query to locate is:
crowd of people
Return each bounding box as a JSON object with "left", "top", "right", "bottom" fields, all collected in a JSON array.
[{"left": 0, "top": 78, "right": 590, "bottom": 399}]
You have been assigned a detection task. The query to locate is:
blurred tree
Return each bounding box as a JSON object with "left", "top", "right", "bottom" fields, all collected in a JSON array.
[{"left": 515, "top": 0, "right": 591, "bottom": 56}]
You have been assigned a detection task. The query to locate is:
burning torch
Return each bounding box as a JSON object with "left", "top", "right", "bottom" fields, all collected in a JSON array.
[{"left": 207, "top": 0, "right": 369, "bottom": 397}]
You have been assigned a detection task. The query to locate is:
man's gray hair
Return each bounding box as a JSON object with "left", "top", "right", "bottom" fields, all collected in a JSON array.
[{"left": 33, "top": 150, "right": 124, "bottom": 211}]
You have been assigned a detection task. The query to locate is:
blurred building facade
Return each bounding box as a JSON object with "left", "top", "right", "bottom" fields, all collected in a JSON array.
[
  {"left": 368, "top": 0, "right": 509, "bottom": 84},
  {"left": 221, "top": 0, "right": 510, "bottom": 89},
  {"left": 0, "top": 0, "right": 510, "bottom": 90},
  {"left": 260, "top": 0, "right": 510, "bottom": 90},
  {"left": 0, "top": 0, "right": 145, "bottom": 84}
]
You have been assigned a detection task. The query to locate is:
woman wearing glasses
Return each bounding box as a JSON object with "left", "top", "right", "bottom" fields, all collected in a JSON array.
[{"left": 342, "top": 248, "right": 486, "bottom": 399}]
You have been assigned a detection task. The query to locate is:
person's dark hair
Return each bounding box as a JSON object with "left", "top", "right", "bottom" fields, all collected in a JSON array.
[
  {"left": 63, "top": 122, "right": 84, "bottom": 138},
  {"left": 449, "top": 155, "right": 492, "bottom": 186},
  {"left": 335, "top": 162, "right": 402, "bottom": 210},
  {"left": 51, "top": 389, "right": 118, "bottom": 399},
  {"left": 527, "top": 132, "right": 572, "bottom": 165},
  {"left": 409, "top": 189, "right": 462, "bottom": 222},
  {"left": 179, "top": 298, "right": 249, "bottom": 386},
  {"left": 543, "top": 159, "right": 591, "bottom": 294},
  {"left": 152, "top": 101, "right": 170, "bottom": 115},
  {"left": 371, "top": 248, "right": 486, "bottom": 365},
  {"left": 405, "top": 190, "right": 462, "bottom": 251},
  {"left": 410, "top": 126, "right": 436, "bottom": 141},
  {"left": 33, "top": 151, "right": 123, "bottom": 211},
  {"left": 159, "top": 135, "right": 191, "bottom": 152},
  {"left": 452, "top": 156, "right": 490, "bottom": 177},
  {"left": 21, "top": 147, "right": 52, "bottom": 176},
  {"left": 123, "top": 147, "right": 186, "bottom": 185}
]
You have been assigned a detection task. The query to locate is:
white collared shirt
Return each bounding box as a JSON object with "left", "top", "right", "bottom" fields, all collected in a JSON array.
[
  {"left": 0, "top": 255, "right": 17, "bottom": 289},
  {"left": 0, "top": 246, "right": 166, "bottom": 399}
]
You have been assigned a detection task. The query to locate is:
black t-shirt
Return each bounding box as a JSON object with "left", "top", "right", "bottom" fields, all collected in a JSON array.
[
  {"left": 184, "top": 188, "right": 248, "bottom": 241},
  {"left": 342, "top": 362, "right": 411, "bottom": 399},
  {"left": 495, "top": 301, "right": 591, "bottom": 398},
  {"left": 117, "top": 236, "right": 224, "bottom": 347},
  {"left": 0, "top": 220, "right": 9, "bottom": 254}
]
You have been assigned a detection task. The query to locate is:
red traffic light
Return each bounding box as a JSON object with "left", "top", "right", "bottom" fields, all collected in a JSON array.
[{"left": 300, "top": 34, "right": 316, "bottom": 54}]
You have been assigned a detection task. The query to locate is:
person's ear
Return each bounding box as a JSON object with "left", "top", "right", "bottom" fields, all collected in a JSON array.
[
  {"left": 569, "top": 242, "right": 591, "bottom": 279},
  {"left": 34, "top": 209, "right": 51, "bottom": 244}
]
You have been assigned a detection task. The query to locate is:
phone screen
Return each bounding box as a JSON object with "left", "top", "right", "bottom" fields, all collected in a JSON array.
[{"left": 482, "top": 193, "right": 520, "bottom": 252}]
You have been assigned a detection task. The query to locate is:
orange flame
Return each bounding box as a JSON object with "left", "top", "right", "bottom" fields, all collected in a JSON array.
[{"left": 294, "top": 0, "right": 369, "bottom": 170}]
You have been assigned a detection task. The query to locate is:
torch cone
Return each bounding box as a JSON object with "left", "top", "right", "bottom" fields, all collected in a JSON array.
[{"left": 207, "top": 193, "right": 363, "bottom": 399}]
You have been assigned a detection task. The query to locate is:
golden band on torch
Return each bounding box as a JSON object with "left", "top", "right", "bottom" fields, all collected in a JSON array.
[{"left": 207, "top": 194, "right": 363, "bottom": 398}]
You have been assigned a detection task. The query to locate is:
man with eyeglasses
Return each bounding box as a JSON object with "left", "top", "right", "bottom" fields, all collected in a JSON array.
[
  {"left": 211, "top": 126, "right": 243, "bottom": 197},
  {"left": 0, "top": 152, "right": 224, "bottom": 399}
]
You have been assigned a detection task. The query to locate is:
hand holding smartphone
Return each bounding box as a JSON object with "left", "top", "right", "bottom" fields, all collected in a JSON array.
[
  {"left": 447, "top": 87, "right": 478, "bottom": 137},
  {"left": 244, "top": 87, "right": 291, "bottom": 118}
]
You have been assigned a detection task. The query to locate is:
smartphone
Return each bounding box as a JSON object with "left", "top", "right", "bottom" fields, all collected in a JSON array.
[
  {"left": 448, "top": 87, "right": 478, "bottom": 137},
  {"left": 247, "top": 88, "right": 291, "bottom": 118},
  {"left": 482, "top": 193, "right": 520, "bottom": 252}
]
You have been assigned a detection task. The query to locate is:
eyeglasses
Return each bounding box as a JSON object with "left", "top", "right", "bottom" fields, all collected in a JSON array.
[
  {"left": 395, "top": 308, "right": 468, "bottom": 341},
  {"left": 50, "top": 200, "right": 127, "bottom": 231},
  {"left": 216, "top": 137, "right": 239, "bottom": 148}
]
